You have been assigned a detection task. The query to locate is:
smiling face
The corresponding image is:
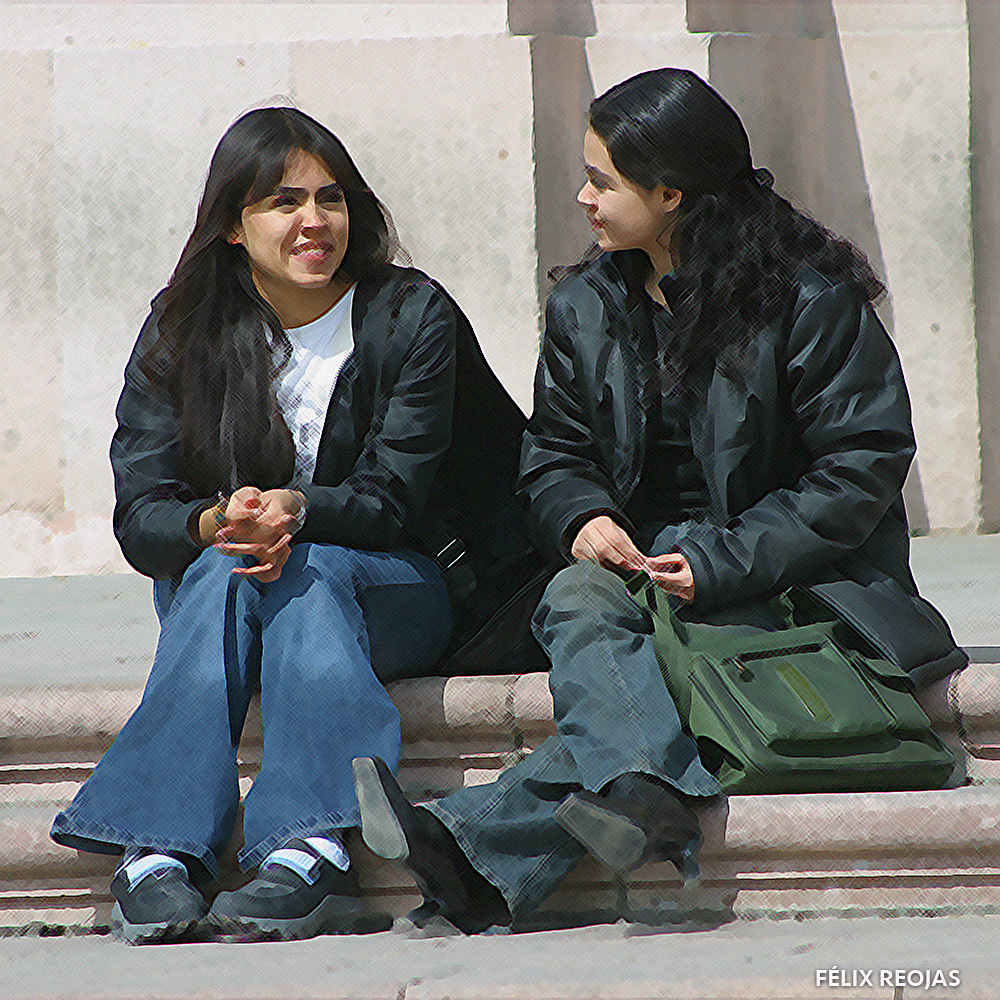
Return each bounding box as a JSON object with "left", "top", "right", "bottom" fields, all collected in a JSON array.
[
  {"left": 232, "top": 149, "right": 351, "bottom": 328},
  {"left": 578, "top": 127, "right": 682, "bottom": 273}
]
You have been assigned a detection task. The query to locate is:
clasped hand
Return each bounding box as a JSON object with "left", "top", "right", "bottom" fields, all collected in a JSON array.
[
  {"left": 213, "top": 486, "right": 301, "bottom": 582},
  {"left": 571, "top": 515, "right": 695, "bottom": 601}
]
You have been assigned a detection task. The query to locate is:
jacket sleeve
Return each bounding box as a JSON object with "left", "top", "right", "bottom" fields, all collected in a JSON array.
[
  {"left": 517, "top": 286, "right": 627, "bottom": 563},
  {"left": 294, "top": 280, "right": 456, "bottom": 551},
  {"left": 675, "top": 281, "right": 916, "bottom": 612},
  {"left": 111, "top": 311, "right": 210, "bottom": 579}
]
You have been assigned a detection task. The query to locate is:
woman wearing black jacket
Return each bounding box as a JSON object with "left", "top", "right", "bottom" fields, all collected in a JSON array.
[
  {"left": 50, "top": 107, "right": 532, "bottom": 943},
  {"left": 352, "top": 68, "right": 966, "bottom": 933}
]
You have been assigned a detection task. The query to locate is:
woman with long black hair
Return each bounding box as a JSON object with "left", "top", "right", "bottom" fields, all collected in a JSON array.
[
  {"left": 50, "top": 107, "right": 533, "bottom": 943},
  {"left": 352, "top": 68, "right": 965, "bottom": 933}
]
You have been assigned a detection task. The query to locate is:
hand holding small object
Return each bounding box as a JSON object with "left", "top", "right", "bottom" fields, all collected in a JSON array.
[
  {"left": 213, "top": 487, "right": 306, "bottom": 582},
  {"left": 572, "top": 515, "right": 694, "bottom": 600}
]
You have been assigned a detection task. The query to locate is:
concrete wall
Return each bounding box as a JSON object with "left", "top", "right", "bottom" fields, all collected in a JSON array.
[
  {"left": 969, "top": 0, "right": 1000, "bottom": 532},
  {"left": 0, "top": 0, "right": 989, "bottom": 577}
]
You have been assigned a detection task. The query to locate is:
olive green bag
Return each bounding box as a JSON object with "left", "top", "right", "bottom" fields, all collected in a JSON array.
[{"left": 633, "top": 581, "right": 957, "bottom": 795}]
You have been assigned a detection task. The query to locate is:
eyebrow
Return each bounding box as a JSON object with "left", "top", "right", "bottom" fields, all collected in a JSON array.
[
  {"left": 272, "top": 183, "right": 342, "bottom": 198},
  {"left": 583, "top": 163, "right": 614, "bottom": 187}
]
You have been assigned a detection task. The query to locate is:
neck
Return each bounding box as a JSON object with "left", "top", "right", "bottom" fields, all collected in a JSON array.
[
  {"left": 644, "top": 248, "right": 676, "bottom": 307},
  {"left": 255, "top": 274, "right": 354, "bottom": 330},
  {"left": 643, "top": 222, "right": 678, "bottom": 302},
  {"left": 648, "top": 242, "right": 676, "bottom": 281}
]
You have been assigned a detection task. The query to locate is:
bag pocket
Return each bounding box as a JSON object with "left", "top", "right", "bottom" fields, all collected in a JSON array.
[{"left": 688, "top": 635, "right": 896, "bottom": 747}]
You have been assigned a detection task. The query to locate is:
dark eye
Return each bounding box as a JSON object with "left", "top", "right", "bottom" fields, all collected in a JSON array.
[
  {"left": 272, "top": 194, "right": 297, "bottom": 208},
  {"left": 320, "top": 185, "right": 345, "bottom": 205}
]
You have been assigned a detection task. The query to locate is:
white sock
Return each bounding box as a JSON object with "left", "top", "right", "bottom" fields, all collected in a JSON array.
[
  {"left": 119, "top": 852, "right": 186, "bottom": 889},
  {"left": 305, "top": 834, "right": 350, "bottom": 871},
  {"left": 262, "top": 834, "right": 350, "bottom": 884}
]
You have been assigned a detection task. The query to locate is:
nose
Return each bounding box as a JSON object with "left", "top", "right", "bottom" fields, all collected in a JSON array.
[
  {"left": 577, "top": 181, "right": 596, "bottom": 208},
  {"left": 299, "top": 198, "right": 325, "bottom": 229}
]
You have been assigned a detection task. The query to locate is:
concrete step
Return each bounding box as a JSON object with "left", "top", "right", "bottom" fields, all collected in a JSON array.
[{"left": 2, "top": 665, "right": 999, "bottom": 931}]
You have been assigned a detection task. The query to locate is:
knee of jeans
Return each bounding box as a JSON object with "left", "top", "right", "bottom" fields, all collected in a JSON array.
[
  {"left": 534, "top": 560, "right": 631, "bottom": 624},
  {"left": 257, "top": 543, "right": 359, "bottom": 608},
  {"left": 293, "top": 542, "right": 365, "bottom": 588}
]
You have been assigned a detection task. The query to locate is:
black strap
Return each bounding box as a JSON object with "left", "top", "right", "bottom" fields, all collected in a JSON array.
[{"left": 434, "top": 538, "right": 477, "bottom": 603}]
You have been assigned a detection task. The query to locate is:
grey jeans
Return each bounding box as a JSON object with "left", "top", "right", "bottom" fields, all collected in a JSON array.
[{"left": 425, "top": 555, "right": 740, "bottom": 922}]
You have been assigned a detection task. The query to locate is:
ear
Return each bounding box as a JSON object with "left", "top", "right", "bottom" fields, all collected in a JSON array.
[{"left": 661, "top": 187, "right": 683, "bottom": 213}]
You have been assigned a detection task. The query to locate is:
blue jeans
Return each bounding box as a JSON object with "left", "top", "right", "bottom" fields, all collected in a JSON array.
[
  {"left": 51, "top": 542, "right": 452, "bottom": 881},
  {"left": 426, "top": 540, "right": 779, "bottom": 923}
]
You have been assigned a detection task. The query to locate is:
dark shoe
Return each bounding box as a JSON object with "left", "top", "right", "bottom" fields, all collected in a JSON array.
[
  {"left": 110, "top": 861, "right": 208, "bottom": 945},
  {"left": 352, "top": 757, "right": 510, "bottom": 934},
  {"left": 555, "top": 772, "right": 703, "bottom": 884},
  {"left": 207, "top": 838, "right": 391, "bottom": 940}
]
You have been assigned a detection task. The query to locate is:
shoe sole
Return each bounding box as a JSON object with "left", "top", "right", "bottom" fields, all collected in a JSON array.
[
  {"left": 207, "top": 894, "right": 392, "bottom": 941},
  {"left": 111, "top": 903, "right": 202, "bottom": 945},
  {"left": 353, "top": 757, "right": 411, "bottom": 861},
  {"left": 392, "top": 912, "right": 465, "bottom": 938},
  {"left": 554, "top": 795, "right": 647, "bottom": 873}
]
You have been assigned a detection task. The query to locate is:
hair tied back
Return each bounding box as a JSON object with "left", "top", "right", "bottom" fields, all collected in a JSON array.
[{"left": 753, "top": 166, "right": 775, "bottom": 190}]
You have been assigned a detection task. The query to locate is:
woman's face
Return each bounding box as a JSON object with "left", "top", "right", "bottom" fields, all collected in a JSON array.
[
  {"left": 578, "top": 127, "right": 680, "bottom": 267},
  {"left": 232, "top": 149, "right": 350, "bottom": 327}
]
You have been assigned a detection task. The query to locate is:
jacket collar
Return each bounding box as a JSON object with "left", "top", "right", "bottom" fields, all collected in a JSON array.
[{"left": 605, "top": 249, "right": 652, "bottom": 320}]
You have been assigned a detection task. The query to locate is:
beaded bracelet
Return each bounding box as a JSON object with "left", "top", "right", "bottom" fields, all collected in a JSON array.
[{"left": 211, "top": 491, "right": 229, "bottom": 528}]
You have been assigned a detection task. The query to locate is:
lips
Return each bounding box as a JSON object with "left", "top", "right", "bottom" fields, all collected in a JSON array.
[{"left": 291, "top": 240, "right": 334, "bottom": 259}]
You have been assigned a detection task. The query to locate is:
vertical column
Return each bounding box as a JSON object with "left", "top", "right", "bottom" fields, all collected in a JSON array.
[
  {"left": 969, "top": 0, "right": 1000, "bottom": 531},
  {"left": 510, "top": 0, "right": 597, "bottom": 308}
]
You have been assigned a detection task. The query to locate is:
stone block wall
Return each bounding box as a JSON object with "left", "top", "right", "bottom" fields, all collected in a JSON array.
[{"left": 0, "top": 0, "right": 991, "bottom": 577}]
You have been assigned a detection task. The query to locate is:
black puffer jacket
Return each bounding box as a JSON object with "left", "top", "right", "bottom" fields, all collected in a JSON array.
[
  {"left": 111, "top": 265, "right": 537, "bottom": 645},
  {"left": 519, "top": 250, "right": 965, "bottom": 687}
]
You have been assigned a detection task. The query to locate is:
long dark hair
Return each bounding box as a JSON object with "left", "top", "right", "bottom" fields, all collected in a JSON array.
[
  {"left": 587, "top": 68, "right": 885, "bottom": 383},
  {"left": 142, "top": 107, "right": 400, "bottom": 495}
]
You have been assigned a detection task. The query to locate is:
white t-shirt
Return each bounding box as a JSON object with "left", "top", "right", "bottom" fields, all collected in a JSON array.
[{"left": 274, "top": 287, "right": 356, "bottom": 482}]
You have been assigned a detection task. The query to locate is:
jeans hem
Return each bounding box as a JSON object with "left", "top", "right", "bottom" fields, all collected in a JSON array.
[
  {"left": 239, "top": 809, "right": 362, "bottom": 871},
  {"left": 50, "top": 812, "right": 219, "bottom": 881},
  {"left": 425, "top": 799, "right": 575, "bottom": 924},
  {"left": 587, "top": 759, "right": 721, "bottom": 800}
]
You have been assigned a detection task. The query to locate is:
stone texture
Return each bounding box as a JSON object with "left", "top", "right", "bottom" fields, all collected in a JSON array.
[
  {"left": 4, "top": 2, "right": 509, "bottom": 52},
  {"left": 968, "top": 0, "right": 1000, "bottom": 530},
  {"left": 586, "top": 32, "right": 709, "bottom": 104},
  {"left": 508, "top": 0, "right": 597, "bottom": 36},
  {"left": 839, "top": 27, "right": 978, "bottom": 532},
  {"left": 592, "top": 0, "right": 688, "bottom": 36},
  {"left": 2, "top": 662, "right": 998, "bottom": 930},
  {"left": 833, "top": 0, "right": 968, "bottom": 34},
  {"left": 293, "top": 35, "right": 539, "bottom": 412},
  {"left": 1, "top": 41, "right": 297, "bottom": 577},
  {"left": 0, "top": 52, "right": 61, "bottom": 521},
  {"left": 52, "top": 42, "right": 293, "bottom": 521},
  {"left": 530, "top": 35, "right": 594, "bottom": 308}
]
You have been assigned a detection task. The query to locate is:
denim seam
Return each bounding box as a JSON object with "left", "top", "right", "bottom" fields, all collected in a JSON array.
[
  {"left": 51, "top": 812, "right": 219, "bottom": 879},
  {"left": 239, "top": 808, "right": 362, "bottom": 870}
]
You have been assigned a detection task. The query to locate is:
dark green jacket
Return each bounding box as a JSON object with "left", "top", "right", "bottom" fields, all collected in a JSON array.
[
  {"left": 519, "top": 250, "right": 965, "bottom": 687},
  {"left": 111, "top": 266, "right": 536, "bottom": 644}
]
